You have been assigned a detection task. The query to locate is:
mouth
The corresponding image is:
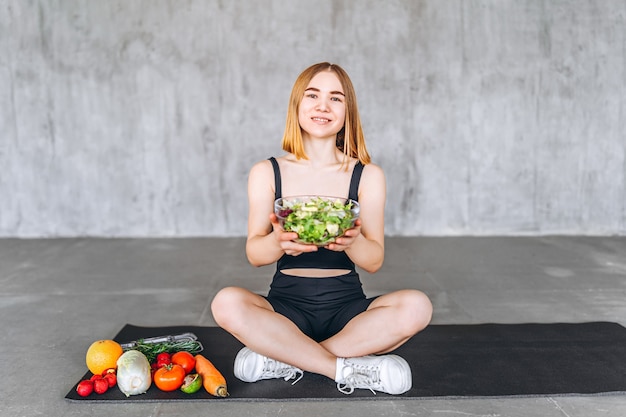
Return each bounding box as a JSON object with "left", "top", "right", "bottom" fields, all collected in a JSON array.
[{"left": 311, "top": 117, "right": 331, "bottom": 123}]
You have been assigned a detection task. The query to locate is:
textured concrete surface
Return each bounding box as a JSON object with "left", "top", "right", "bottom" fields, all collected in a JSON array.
[
  {"left": 1, "top": 236, "right": 626, "bottom": 416},
  {"left": 2, "top": 1, "right": 625, "bottom": 237}
]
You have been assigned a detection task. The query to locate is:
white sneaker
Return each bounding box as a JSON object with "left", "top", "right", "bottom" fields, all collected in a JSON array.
[
  {"left": 336, "top": 354, "right": 412, "bottom": 395},
  {"left": 234, "top": 347, "right": 303, "bottom": 384}
]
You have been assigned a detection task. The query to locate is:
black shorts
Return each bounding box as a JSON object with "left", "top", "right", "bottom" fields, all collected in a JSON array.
[{"left": 265, "top": 270, "right": 377, "bottom": 342}]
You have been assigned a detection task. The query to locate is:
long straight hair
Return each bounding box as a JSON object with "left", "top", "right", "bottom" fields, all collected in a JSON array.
[{"left": 281, "top": 62, "right": 371, "bottom": 167}]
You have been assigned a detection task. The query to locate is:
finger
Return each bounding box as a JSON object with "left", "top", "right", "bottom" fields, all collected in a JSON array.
[
  {"left": 326, "top": 238, "right": 346, "bottom": 250},
  {"left": 291, "top": 242, "right": 318, "bottom": 252},
  {"left": 280, "top": 231, "right": 299, "bottom": 242},
  {"left": 269, "top": 212, "right": 281, "bottom": 227}
]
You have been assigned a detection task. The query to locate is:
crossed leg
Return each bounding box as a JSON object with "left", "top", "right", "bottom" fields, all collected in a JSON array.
[{"left": 210, "top": 286, "right": 432, "bottom": 380}]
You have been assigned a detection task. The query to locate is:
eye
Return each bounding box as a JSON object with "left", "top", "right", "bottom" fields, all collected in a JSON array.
[
  {"left": 305, "top": 93, "right": 318, "bottom": 99},
  {"left": 331, "top": 96, "right": 343, "bottom": 102}
]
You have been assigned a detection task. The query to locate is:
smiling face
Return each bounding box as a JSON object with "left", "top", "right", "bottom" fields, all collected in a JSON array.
[
  {"left": 281, "top": 62, "right": 371, "bottom": 164},
  {"left": 298, "top": 70, "right": 346, "bottom": 141}
]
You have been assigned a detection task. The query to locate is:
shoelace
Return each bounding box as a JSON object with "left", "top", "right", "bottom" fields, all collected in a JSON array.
[
  {"left": 336, "top": 364, "right": 381, "bottom": 395},
  {"left": 263, "top": 358, "right": 304, "bottom": 385}
]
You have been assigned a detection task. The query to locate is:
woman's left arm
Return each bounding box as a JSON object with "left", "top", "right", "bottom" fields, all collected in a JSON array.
[{"left": 326, "top": 163, "right": 386, "bottom": 273}]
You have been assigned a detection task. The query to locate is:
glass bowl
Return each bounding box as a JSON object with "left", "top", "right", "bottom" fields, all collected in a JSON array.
[{"left": 274, "top": 195, "right": 360, "bottom": 246}]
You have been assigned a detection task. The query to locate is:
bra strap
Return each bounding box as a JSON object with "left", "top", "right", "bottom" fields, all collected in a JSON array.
[{"left": 268, "top": 157, "right": 282, "bottom": 199}]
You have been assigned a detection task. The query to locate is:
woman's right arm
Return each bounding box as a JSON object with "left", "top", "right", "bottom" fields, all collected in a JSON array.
[{"left": 245, "top": 160, "right": 317, "bottom": 267}]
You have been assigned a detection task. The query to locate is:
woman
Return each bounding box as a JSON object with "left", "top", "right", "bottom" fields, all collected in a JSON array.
[{"left": 211, "top": 62, "right": 432, "bottom": 395}]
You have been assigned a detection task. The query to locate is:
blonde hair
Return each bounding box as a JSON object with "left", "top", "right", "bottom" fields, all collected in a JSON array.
[{"left": 281, "top": 62, "right": 371, "bottom": 166}]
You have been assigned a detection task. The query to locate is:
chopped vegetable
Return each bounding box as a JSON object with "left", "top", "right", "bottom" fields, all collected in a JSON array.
[
  {"left": 195, "top": 354, "right": 229, "bottom": 397},
  {"left": 277, "top": 196, "right": 359, "bottom": 245}
]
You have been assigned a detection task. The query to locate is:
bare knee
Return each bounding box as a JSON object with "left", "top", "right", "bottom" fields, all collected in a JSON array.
[
  {"left": 397, "top": 289, "right": 433, "bottom": 336},
  {"left": 211, "top": 286, "right": 257, "bottom": 330}
]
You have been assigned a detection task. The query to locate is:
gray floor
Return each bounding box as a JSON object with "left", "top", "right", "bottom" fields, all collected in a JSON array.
[{"left": 2, "top": 236, "right": 626, "bottom": 416}]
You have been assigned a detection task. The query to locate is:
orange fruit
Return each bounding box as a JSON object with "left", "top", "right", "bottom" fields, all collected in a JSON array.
[{"left": 85, "top": 339, "right": 124, "bottom": 375}]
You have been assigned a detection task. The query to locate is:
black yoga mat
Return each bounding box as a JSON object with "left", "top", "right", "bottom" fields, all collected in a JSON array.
[{"left": 66, "top": 322, "right": 626, "bottom": 402}]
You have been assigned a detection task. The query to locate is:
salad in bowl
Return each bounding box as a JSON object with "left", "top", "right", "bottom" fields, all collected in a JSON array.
[{"left": 274, "top": 196, "right": 360, "bottom": 246}]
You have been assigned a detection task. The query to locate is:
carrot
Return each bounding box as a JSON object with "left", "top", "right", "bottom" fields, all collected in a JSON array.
[{"left": 194, "top": 354, "right": 229, "bottom": 397}]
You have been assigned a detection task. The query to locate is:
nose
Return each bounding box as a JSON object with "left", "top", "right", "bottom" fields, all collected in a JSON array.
[{"left": 316, "top": 97, "right": 330, "bottom": 112}]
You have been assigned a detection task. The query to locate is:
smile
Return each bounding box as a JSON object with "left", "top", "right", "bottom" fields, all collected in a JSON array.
[{"left": 312, "top": 117, "right": 331, "bottom": 122}]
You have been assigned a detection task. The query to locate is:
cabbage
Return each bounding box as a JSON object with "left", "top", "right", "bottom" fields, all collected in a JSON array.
[{"left": 116, "top": 350, "right": 152, "bottom": 396}]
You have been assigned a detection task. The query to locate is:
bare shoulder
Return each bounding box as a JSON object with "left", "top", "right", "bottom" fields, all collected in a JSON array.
[
  {"left": 361, "top": 162, "right": 386, "bottom": 186},
  {"left": 355, "top": 162, "right": 386, "bottom": 206},
  {"left": 249, "top": 159, "right": 275, "bottom": 181},
  {"left": 248, "top": 159, "right": 276, "bottom": 196}
]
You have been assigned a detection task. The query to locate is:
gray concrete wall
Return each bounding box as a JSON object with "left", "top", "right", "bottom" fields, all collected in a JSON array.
[{"left": 1, "top": 0, "right": 625, "bottom": 237}]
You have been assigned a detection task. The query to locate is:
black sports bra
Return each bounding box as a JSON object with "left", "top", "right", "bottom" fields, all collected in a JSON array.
[{"left": 269, "top": 157, "right": 364, "bottom": 272}]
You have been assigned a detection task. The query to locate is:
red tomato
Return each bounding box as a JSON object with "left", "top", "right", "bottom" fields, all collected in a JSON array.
[
  {"left": 171, "top": 351, "right": 196, "bottom": 374},
  {"left": 153, "top": 364, "right": 185, "bottom": 391}
]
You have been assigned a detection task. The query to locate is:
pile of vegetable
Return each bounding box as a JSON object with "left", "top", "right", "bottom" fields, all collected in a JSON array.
[
  {"left": 76, "top": 333, "right": 228, "bottom": 398},
  {"left": 276, "top": 196, "right": 359, "bottom": 245},
  {"left": 76, "top": 368, "right": 118, "bottom": 397}
]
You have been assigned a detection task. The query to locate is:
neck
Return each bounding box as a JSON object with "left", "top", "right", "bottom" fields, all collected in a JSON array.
[{"left": 301, "top": 135, "right": 344, "bottom": 166}]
